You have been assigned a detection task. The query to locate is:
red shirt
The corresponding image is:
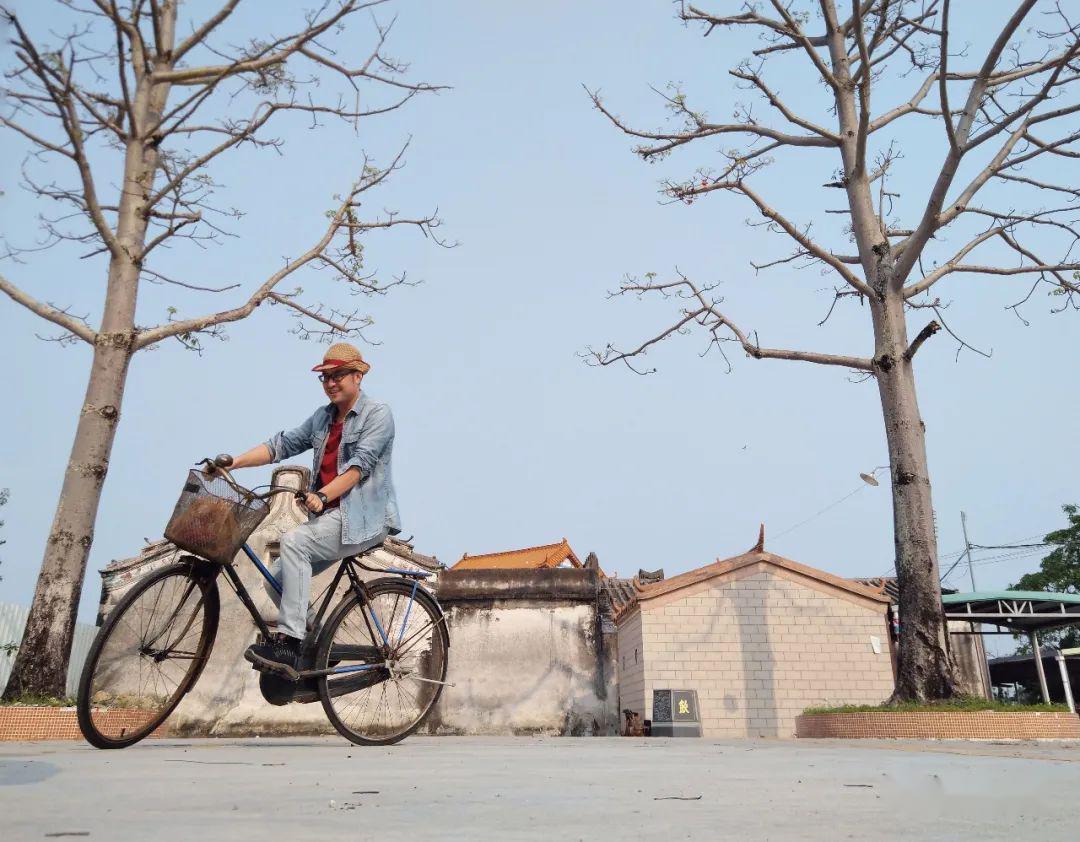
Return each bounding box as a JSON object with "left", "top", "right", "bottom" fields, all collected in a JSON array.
[{"left": 317, "top": 418, "right": 343, "bottom": 508}]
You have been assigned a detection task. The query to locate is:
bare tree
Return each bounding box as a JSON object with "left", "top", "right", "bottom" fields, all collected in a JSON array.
[
  {"left": 0, "top": 488, "right": 8, "bottom": 582},
  {"left": 587, "top": 1, "right": 1079, "bottom": 700},
  {"left": 0, "top": 0, "right": 445, "bottom": 699},
  {"left": 0, "top": 490, "right": 12, "bottom": 657}
]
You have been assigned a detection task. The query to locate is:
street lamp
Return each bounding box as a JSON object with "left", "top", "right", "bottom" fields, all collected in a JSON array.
[{"left": 859, "top": 465, "right": 889, "bottom": 486}]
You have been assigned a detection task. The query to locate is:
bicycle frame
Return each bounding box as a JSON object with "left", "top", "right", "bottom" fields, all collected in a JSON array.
[
  {"left": 206, "top": 540, "right": 434, "bottom": 679},
  {"left": 191, "top": 459, "right": 440, "bottom": 681}
]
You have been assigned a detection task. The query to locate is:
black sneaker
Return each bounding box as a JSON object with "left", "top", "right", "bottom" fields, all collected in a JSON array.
[{"left": 245, "top": 633, "right": 302, "bottom": 680}]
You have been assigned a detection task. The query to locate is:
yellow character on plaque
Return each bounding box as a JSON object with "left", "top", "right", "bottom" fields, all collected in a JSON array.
[{"left": 678, "top": 699, "right": 690, "bottom": 715}]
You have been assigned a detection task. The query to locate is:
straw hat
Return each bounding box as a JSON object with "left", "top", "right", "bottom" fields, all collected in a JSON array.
[{"left": 311, "top": 342, "right": 370, "bottom": 375}]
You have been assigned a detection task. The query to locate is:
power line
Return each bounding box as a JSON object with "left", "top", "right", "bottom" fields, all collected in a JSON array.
[
  {"left": 771, "top": 484, "right": 869, "bottom": 541},
  {"left": 878, "top": 528, "right": 1057, "bottom": 579},
  {"left": 970, "top": 542, "right": 1050, "bottom": 551},
  {"left": 939, "top": 547, "right": 1047, "bottom": 585},
  {"left": 970, "top": 548, "right": 1047, "bottom": 566}
]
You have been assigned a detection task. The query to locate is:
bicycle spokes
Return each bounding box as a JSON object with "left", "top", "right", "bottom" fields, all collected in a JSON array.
[
  {"left": 79, "top": 567, "right": 217, "bottom": 746},
  {"left": 319, "top": 582, "right": 448, "bottom": 745}
]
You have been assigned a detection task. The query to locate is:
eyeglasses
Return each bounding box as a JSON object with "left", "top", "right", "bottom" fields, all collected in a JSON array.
[{"left": 318, "top": 370, "right": 355, "bottom": 384}]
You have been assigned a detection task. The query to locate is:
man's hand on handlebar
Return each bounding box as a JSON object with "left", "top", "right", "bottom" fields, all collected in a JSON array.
[
  {"left": 298, "top": 491, "right": 325, "bottom": 514},
  {"left": 200, "top": 453, "right": 233, "bottom": 477}
]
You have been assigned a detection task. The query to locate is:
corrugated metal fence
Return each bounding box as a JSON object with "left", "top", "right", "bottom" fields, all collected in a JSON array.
[{"left": 0, "top": 603, "right": 97, "bottom": 698}]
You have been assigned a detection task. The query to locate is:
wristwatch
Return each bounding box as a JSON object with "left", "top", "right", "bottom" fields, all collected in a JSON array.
[{"left": 314, "top": 491, "right": 329, "bottom": 508}]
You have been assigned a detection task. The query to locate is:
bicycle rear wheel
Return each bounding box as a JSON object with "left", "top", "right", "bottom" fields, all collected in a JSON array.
[
  {"left": 77, "top": 561, "right": 220, "bottom": 749},
  {"left": 317, "top": 578, "right": 449, "bottom": 746}
]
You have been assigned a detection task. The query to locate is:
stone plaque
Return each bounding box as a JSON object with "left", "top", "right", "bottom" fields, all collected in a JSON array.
[
  {"left": 672, "top": 690, "right": 698, "bottom": 722},
  {"left": 652, "top": 689, "right": 673, "bottom": 722},
  {"left": 651, "top": 689, "right": 701, "bottom": 737}
]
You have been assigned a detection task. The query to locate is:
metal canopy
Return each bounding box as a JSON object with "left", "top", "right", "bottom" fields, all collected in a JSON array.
[
  {"left": 941, "top": 591, "right": 1080, "bottom": 706},
  {"left": 942, "top": 591, "right": 1080, "bottom": 633}
]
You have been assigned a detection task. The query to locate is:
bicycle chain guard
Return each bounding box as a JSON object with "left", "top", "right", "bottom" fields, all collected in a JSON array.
[{"left": 259, "top": 671, "right": 320, "bottom": 706}]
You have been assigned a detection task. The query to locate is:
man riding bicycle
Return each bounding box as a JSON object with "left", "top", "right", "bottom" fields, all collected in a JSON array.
[{"left": 220, "top": 342, "right": 400, "bottom": 674}]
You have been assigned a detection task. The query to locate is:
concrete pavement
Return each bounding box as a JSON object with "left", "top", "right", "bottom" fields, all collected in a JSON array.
[{"left": 1, "top": 736, "right": 1077, "bottom": 840}]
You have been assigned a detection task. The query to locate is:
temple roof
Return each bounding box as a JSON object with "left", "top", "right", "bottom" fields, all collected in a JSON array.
[
  {"left": 380, "top": 536, "right": 442, "bottom": 571},
  {"left": 852, "top": 576, "right": 900, "bottom": 602},
  {"left": 852, "top": 576, "right": 961, "bottom": 604},
  {"left": 102, "top": 534, "right": 441, "bottom": 576},
  {"left": 452, "top": 538, "right": 582, "bottom": 571},
  {"left": 611, "top": 528, "right": 889, "bottom": 621},
  {"left": 603, "top": 577, "right": 638, "bottom": 614}
]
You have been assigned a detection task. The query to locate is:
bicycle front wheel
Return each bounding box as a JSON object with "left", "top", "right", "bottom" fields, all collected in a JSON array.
[
  {"left": 317, "top": 578, "right": 449, "bottom": 746},
  {"left": 77, "top": 561, "right": 220, "bottom": 749}
]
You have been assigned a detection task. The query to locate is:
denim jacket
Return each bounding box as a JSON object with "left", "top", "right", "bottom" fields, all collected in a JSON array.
[{"left": 264, "top": 392, "right": 401, "bottom": 545}]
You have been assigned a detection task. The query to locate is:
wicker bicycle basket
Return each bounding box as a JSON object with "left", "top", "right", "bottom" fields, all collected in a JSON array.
[{"left": 164, "top": 470, "right": 270, "bottom": 564}]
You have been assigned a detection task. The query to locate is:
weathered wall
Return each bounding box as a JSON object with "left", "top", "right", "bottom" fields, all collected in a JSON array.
[
  {"left": 948, "top": 621, "right": 991, "bottom": 699},
  {"left": 0, "top": 603, "right": 96, "bottom": 698},
  {"left": 622, "top": 563, "right": 895, "bottom": 738},
  {"left": 616, "top": 608, "right": 645, "bottom": 720},
  {"left": 428, "top": 568, "right": 618, "bottom": 735}
]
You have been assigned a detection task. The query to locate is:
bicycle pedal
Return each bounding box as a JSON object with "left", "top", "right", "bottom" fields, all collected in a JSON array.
[{"left": 244, "top": 648, "right": 300, "bottom": 682}]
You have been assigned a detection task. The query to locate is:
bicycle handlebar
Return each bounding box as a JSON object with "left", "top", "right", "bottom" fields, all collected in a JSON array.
[{"left": 198, "top": 455, "right": 306, "bottom": 503}]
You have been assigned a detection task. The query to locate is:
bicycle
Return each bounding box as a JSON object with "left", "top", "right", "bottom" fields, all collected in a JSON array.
[{"left": 76, "top": 454, "right": 450, "bottom": 749}]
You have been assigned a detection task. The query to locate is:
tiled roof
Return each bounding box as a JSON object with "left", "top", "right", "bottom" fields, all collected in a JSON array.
[
  {"left": 852, "top": 576, "right": 900, "bottom": 603},
  {"left": 382, "top": 536, "right": 442, "bottom": 571},
  {"left": 603, "top": 577, "right": 637, "bottom": 614},
  {"left": 851, "top": 576, "right": 959, "bottom": 604},
  {"left": 102, "top": 539, "right": 178, "bottom": 574},
  {"left": 104, "top": 534, "right": 441, "bottom": 574},
  {"left": 612, "top": 547, "right": 890, "bottom": 621},
  {"left": 452, "top": 538, "right": 582, "bottom": 571}
]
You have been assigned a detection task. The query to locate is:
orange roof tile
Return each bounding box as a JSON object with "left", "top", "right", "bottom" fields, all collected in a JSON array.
[{"left": 452, "top": 538, "right": 582, "bottom": 571}]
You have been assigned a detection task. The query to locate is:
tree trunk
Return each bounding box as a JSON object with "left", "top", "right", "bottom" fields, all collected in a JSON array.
[
  {"left": 872, "top": 293, "right": 957, "bottom": 702},
  {"left": 3, "top": 8, "right": 177, "bottom": 698},
  {"left": 1, "top": 341, "right": 132, "bottom": 698}
]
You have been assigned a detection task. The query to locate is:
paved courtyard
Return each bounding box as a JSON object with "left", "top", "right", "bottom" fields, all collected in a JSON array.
[{"left": 1, "top": 736, "right": 1077, "bottom": 840}]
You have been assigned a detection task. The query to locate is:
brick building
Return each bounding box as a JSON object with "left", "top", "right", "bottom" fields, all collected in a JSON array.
[{"left": 612, "top": 538, "right": 895, "bottom": 738}]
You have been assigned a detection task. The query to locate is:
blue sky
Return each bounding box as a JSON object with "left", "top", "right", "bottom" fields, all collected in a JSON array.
[{"left": 1, "top": 2, "right": 1075, "bottom": 656}]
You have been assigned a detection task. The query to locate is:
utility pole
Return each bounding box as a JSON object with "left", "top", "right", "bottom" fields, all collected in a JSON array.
[
  {"left": 958, "top": 511, "right": 992, "bottom": 699},
  {"left": 960, "top": 511, "right": 977, "bottom": 592}
]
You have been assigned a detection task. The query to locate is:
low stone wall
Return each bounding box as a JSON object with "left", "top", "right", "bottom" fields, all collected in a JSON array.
[
  {"left": 428, "top": 567, "right": 618, "bottom": 735},
  {"left": 796, "top": 710, "right": 1080, "bottom": 740},
  {"left": 0, "top": 707, "right": 169, "bottom": 742}
]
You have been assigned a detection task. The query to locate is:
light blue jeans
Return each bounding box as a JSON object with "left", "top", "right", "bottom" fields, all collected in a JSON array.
[{"left": 267, "top": 508, "right": 387, "bottom": 641}]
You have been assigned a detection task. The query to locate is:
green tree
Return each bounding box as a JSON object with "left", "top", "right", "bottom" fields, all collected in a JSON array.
[{"left": 1012, "top": 504, "right": 1080, "bottom": 651}]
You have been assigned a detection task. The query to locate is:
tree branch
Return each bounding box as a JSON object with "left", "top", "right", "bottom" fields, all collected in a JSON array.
[
  {"left": 0, "top": 273, "right": 98, "bottom": 344},
  {"left": 133, "top": 150, "right": 438, "bottom": 350},
  {"left": 150, "top": 1, "right": 379, "bottom": 86},
  {"left": 172, "top": 0, "right": 243, "bottom": 63},
  {"left": 586, "top": 87, "right": 836, "bottom": 160},
  {"left": 937, "top": 0, "right": 959, "bottom": 153},
  {"left": 590, "top": 271, "right": 874, "bottom": 374},
  {"left": 738, "top": 182, "right": 872, "bottom": 296},
  {"left": 728, "top": 66, "right": 840, "bottom": 141},
  {"left": 4, "top": 10, "right": 121, "bottom": 257},
  {"left": 850, "top": 0, "right": 873, "bottom": 177},
  {"left": 892, "top": 0, "right": 1040, "bottom": 283},
  {"left": 903, "top": 319, "right": 940, "bottom": 361}
]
